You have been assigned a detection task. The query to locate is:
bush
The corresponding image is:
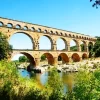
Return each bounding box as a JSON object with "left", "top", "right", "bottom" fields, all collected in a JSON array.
[{"left": 1, "top": 60, "right": 100, "bottom": 100}]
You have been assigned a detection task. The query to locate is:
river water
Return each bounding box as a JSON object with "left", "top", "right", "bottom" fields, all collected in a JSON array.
[{"left": 18, "top": 69, "right": 74, "bottom": 93}]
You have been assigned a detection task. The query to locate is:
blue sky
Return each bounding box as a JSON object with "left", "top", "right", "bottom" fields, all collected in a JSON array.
[
  {"left": 0, "top": 0, "right": 99, "bottom": 59},
  {"left": 1, "top": 0, "right": 100, "bottom": 36}
]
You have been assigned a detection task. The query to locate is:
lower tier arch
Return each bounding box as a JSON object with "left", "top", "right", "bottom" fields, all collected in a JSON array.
[
  {"left": 72, "top": 53, "right": 80, "bottom": 62},
  {"left": 58, "top": 53, "right": 69, "bottom": 64}
]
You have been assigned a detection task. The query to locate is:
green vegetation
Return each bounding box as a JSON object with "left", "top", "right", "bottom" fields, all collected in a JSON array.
[
  {"left": 88, "top": 36, "right": 100, "bottom": 57},
  {"left": 70, "top": 46, "right": 77, "bottom": 51},
  {"left": 41, "top": 54, "right": 46, "bottom": 61},
  {"left": 0, "top": 32, "right": 100, "bottom": 99},
  {"left": 70, "top": 44, "right": 84, "bottom": 51},
  {"left": 73, "top": 69, "right": 100, "bottom": 100},
  {"left": 0, "top": 60, "right": 100, "bottom": 100},
  {"left": 19, "top": 56, "right": 29, "bottom": 62},
  {"left": 0, "top": 32, "right": 12, "bottom": 60},
  {"left": 46, "top": 68, "right": 64, "bottom": 100},
  {"left": 0, "top": 60, "right": 48, "bottom": 100},
  {"left": 81, "top": 44, "right": 85, "bottom": 51},
  {"left": 93, "top": 37, "right": 100, "bottom": 57}
]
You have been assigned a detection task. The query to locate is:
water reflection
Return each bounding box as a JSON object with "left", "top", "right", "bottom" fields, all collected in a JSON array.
[{"left": 18, "top": 69, "right": 74, "bottom": 93}]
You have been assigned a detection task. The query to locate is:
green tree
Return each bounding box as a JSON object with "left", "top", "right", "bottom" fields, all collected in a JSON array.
[
  {"left": 81, "top": 44, "right": 85, "bottom": 51},
  {"left": 46, "top": 68, "right": 64, "bottom": 100},
  {"left": 19, "top": 56, "right": 29, "bottom": 62},
  {"left": 70, "top": 46, "right": 77, "bottom": 51},
  {"left": 41, "top": 55, "right": 46, "bottom": 61},
  {"left": 0, "top": 32, "right": 12, "bottom": 60},
  {"left": 73, "top": 69, "right": 100, "bottom": 100},
  {"left": 93, "top": 36, "right": 100, "bottom": 57}
]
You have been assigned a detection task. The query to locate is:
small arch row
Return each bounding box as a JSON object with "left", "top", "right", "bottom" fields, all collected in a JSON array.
[{"left": 0, "top": 21, "right": 94, "bottom": 41}]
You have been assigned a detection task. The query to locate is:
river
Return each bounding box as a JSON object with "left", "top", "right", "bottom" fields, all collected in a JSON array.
[{"left": 18, "top": 69, "right": 74, "bottom": 93}]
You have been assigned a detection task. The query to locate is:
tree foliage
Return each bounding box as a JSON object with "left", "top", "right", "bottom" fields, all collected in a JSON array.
[
  {"left": 1, "top": 60, "right": 100, "bottom": 100},
  {"left": 72, "top": 68, "right": 100, "bottom": 100},
  {"left": 90, "top": 0, "right": 100, "bottom": 8},
  {"left": 70, "top": 46, "right": 77, "bottom": 51},
  {"left": 0, "top": 32, "right": 12, "bottom": 60},
  {"left": 46, "top": 68, "right": 64, "bottom": 100},
  {"left": 19, "top": 56, "right": 29, "bottom": 62},
  {"left": 41, "top": 55, "right": 46, "bottom": 61},
  {"left": 0, "top": 60, "right": 48, "bottom": 100},
  {"left": 93, "top": 36, "right": 100, "bottom": 57}
]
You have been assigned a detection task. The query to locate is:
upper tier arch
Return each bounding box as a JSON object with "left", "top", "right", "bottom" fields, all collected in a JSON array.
[{"left": 0, "top": 17, "right": 96, "bottom": 52}]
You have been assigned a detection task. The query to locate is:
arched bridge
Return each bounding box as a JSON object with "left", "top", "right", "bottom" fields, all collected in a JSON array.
[{"left": 0, "top": 17, "right": 96, "bottom": 67}]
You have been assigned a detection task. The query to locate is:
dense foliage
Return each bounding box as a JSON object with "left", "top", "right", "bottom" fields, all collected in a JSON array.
[
  {"left": 93, "top": 37, "right": 100, "bottom": 57},
  {"left": 41, "top": 55, "right": 46, "bottom": 61},
  {"left": 0, "top": 60, "right": 48, "bottom": 100},
  {"left": 70, "top": 46, "right": 77, "bottom": 51},
  {"left": 0, "top": 60, "right": 100, "bottom": 100},
  {"left": 19, "top": 56, "right": 29, "bottom": 62},
  {"left": 0, "top": 32, "right": 12, "bottom": 60},
  {"left": 73, "top": 69, "right": 100, "bottom": 100},
  {"left": 46, "top": 68, "right": 64, "bottom": 100},
  {"left": 70, "top": 44, "right": 84, "bottom": 51}
]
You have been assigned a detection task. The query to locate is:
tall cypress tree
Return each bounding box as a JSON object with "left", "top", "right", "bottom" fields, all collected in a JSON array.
[{"left": 0, "top": 32, "right": 12, "bottom": 60}]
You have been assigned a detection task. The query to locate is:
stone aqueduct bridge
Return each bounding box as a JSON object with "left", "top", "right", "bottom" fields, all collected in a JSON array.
[{"left": 0, "top": 17, "right": 96, "bottom": 67}]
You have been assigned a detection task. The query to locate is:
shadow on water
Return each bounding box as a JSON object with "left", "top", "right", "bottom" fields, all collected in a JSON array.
[{"left": 18, "top": 69, "right": 74, "bottom": 93}]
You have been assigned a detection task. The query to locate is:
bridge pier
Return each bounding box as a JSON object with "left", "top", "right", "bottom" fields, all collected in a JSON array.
[
  {"left": 53, "top": 57, "right": 58, "bottom": 66},
  {"left": 80, "top": 57, "right": 82, "bottom": 61},
  {"left": 35, "top": 58, "right": 40, "bottom": 67},
  {"left": 86, "top": 46, "right": 89, "bottom": 52},
  {"left": 78, "top": 46, "right": 81, "bottom": 52},
  {"left": 69, "top": 57, "right": 73, "bottom": 63},
  {"left": 67, "top": 45, "right": 70, "bottom": 51}
]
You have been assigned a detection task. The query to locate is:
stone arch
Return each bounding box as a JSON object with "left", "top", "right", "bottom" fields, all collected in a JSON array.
[
  {"left": 60, "top": 32, "right": 63, "bottom": 36},
  {"left": 50, "top": 30, "right": 53, "bottom": 34},
  {"left": 41, "top": 53, "right": 54, "bottom": 65},
  {"left": 38, "top": 28, "right": 41, "bottom": 32},
  {"left": 82, "top": 53, "right": 88, "bottom": 59},
  {"left": 23, "top": 26, "right": 28, "bottom": 30},
  {"left": 44, "top": 30, "right": 47, "bottom": 34},
  {"left": 7, "top": 23, "right": 13, "bottom": 28},
  {"left": 76, "top": 35, "right": 78, "bottom": 38},
  {"left": 0, "top": 21, "right": 4, "bottom": 26},
  {"left": 79, "top": 36, "right": 81, "bottom": 39},
  {"left": 65, "top": 33, "right": 67, "bottom": 36},
  {"left": 15, "top": 24, "right": 21, "bottom": 29},
  {"left": 73, "top": 35, "right": 75, "bottom": 38},
  {"left": 72, "top": 53, "right": 80, "bottom": 62},
  {"left": 56, "top": 37, "right": 67, "bottom": 50},
  {"left": 55, "top": 31, "right": 59, "bottom": 35},
  {"left": 12, "top": 52, "right": 36, "bottom": 67},
  {"left": 69, "top": 34, "right": 72, "bottom": 37},
  {"left": 30, "top": 27, "right": 35, "bottom": 31},
  {"left": 9, "top": 32, "right": 35, "bottom": 49},
  {"left": 39, "top": 35, "right": 53, "bottom": 50},
  {"left": 58, "top": 53, "right": 69, "bottom": 64},
  {"left": 70, "top": 39, "right": 79, "bottom": 51}
]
